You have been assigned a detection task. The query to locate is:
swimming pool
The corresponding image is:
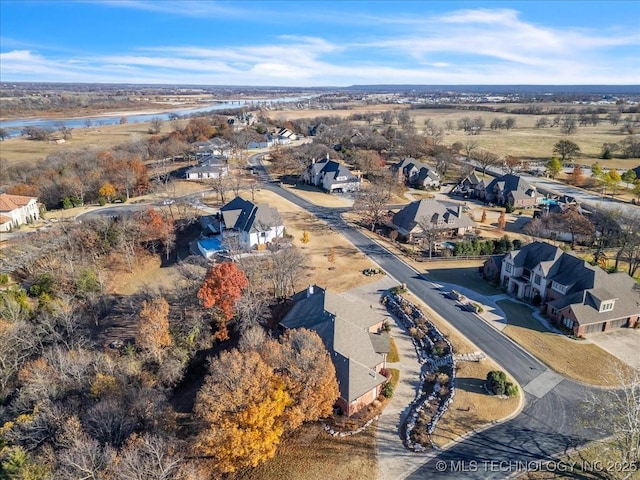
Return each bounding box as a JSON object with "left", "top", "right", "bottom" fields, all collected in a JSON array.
[
  {"left": 541, "top": 198, "right": 559, "bottom": 206},
  {"left": 198, "top": 236, "right": 224, "bottom": 253}
]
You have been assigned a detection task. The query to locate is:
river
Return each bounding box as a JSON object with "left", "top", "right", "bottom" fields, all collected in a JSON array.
[{"left": 0, "top": 95, "right": 315, "bottom": 138}]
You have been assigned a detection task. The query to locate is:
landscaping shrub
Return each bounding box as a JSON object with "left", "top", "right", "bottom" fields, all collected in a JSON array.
[
  {"left": 505, "top": 382, "right": 519, "bottom": 397},
  {"left": 487, "top": 370, "right": 507, "bottom": 395},
  {"left": 382, "top": 382, "right": 394, "bottom": 398}
]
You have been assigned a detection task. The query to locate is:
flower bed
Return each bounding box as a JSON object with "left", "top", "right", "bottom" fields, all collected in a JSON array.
[{"left": 383, "top": 293, "right": 456, "bottom": 451}]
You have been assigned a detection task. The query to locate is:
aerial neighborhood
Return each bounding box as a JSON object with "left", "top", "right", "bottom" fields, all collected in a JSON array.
[{"left": 1, "top": 83, "right": 639, "bottom": 480}]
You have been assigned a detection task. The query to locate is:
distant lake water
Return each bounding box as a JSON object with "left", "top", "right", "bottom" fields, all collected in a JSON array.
[{"left": 0, "top": 95, "right": 314, "bottom": 138}]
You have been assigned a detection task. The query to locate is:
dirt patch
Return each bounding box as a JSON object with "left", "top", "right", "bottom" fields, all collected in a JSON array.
[{"left": 498, "top": 300, "right": 632, "bottom": 386}]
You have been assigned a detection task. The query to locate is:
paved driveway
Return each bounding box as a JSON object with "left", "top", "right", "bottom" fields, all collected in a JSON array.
[
  {"left": 589, "top": 328, "right": 640, "bottom": 369},
  {"left": 344, "top": 278, "right": 433, "bottom": 480}
]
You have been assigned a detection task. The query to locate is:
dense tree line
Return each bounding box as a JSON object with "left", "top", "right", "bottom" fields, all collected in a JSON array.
[{"left": 0, "top": 197, "right": 337, "bottom": 478}]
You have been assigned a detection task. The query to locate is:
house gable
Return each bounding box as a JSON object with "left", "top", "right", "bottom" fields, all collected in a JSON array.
[{"left": 280, "top": 286, "right": 388, "bottom": 414}]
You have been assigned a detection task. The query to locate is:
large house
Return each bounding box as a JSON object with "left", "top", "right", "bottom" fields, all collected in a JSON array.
[
  {"left": 185, "top": 155, "right": 229, "bottom": 180},
  {"left": 453, "top": 172, "right": 485, "bottom": 197},
  {"left": 303, "top": 156, "right": 361, "bottom": 193},
  {"left": 391, "top": 199, "right": 475, "bottom": 241},
  {"left": 494, "top": 241, "right": 640, "bottom": 335},
  {"left": 192, "top": 138, "right": 232, "bottom": 157},
  {"left": 0, "top": 193, "right": 40, "bottom": 232},
  {"left": 393, "top": 158, "right": 441, "bottom": 189},
  {"left": 280, "top": 285, "right": 390, "bottom": 416},
  {"left": 484, "top": 174, "right": 543, "bottom": 207},
  {"left": 219, "top": 196, "right": 284, "bottom": 250}
]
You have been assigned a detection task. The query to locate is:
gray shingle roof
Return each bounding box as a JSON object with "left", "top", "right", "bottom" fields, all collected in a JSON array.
[
  {"left": 220, "top": 196, "right": 282, "bottom": 233},
  {"left": 280, "top": 286, "right": 388, "bottom": 402},
  {"left": 486, "top": 174, "right": 538, "bottom": 200},
  {"left": 516, "top": 242, "right": 640, "bottom": 326},
  {"left": 392, "top": 199, "right": 475, "bottom": 234}
]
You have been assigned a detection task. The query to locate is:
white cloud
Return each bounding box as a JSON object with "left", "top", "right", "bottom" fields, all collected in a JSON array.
[{"left": 1, "top": 7, "right": 638, "bottom": 85}]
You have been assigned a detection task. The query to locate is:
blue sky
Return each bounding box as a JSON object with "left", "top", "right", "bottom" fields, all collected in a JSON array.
[{"left": 1, "top": 1, "right": 639, "bottom": 86}]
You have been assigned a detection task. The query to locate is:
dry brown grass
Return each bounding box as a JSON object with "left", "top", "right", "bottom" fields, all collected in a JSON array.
[
  {"left": 0, "top": 118, "right": 186, "bottom": 167},
  {"left": 281, "top": 183, "right": 353, "bottom": 208},
  {"left": 498, "top": 300, "right": 632, "bottom": 386},
  {"left": 433, "top": 360, "right": 520, "bottom": 448},
  {"left": 247, "top": 189, "right": 377, "bottom": 293},
  {"left": 108, "top": 255, "right": 184, "bottom": 296},
  {"left": 270, "top": 105, "right": 638, "bottom": 167},
  {"left": 232, "top": 422, "right": 377, "bottom": 480}
]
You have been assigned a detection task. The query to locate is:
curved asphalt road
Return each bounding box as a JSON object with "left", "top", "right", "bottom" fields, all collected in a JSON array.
[{"left": 262, "top": 181, "right": 612, "bottom": 479}]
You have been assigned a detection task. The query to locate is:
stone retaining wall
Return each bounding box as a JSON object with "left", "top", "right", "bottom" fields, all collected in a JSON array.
[{"left": 384, "top": 293, "right": 456, "bottom": 452}]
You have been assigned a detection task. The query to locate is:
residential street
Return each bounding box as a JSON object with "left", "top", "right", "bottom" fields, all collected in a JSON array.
[{"left": 263, "top": 182, "right": 613, "bottom": 480}]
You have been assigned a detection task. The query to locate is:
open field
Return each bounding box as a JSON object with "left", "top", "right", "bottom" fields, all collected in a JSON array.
[
  {"left": 268, "top": 105, "right": 639, "bottom": 168},
  {"left": 498, "top": 300, "right": 632, "bottom": 386},
  {"left": 243, "top": 189, "right": 378, "bottom": 293},
  {"left": 0, "top": 118, "right": 188, "bottom": 167}
]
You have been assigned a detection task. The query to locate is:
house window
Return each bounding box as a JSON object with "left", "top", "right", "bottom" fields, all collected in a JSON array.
[
  {"left": 534, "top": 274, "right": 541, "bottom": 285},
  {"left": 551, "top": 281, "right": 566, "bottom": 294},
  {"left": 505, "top": 263, "right": 512, "bottom": 274},
  {"left": 600, "top": 301, "right": 614, "bottom": 312}
]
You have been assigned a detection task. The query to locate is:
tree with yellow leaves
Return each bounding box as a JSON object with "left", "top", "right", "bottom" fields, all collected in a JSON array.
[
  {"left": 193, "top": 349, "right": 290, "bottom": 475},
  {"left": 260, "top": 328, "right": 338, "bottom": 430},
  {"left": 301, "top": 231, "right": 310, "bottom": 245},
  {"left": 136, "top": 297, "right": 172, "bottom": 363},
  {"left": 98, "top": 181, "right": 116, "bottom": 202}
]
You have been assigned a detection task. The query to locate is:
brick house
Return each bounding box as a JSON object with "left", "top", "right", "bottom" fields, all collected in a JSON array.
[
  {"left": 280, "top": 285, "right": 390, "bottom": 416},
  {"left": 494, "top": 241, "right": 640, "bottom": 335},
  {"left": 484, "top": 174, "right": 543, "bottom": 207},
  {"left": 391, "top": 199, "right": 475, "bottom": 241},
  {"left": 393, "top": 158, "right": 441, "bottom": 189}
]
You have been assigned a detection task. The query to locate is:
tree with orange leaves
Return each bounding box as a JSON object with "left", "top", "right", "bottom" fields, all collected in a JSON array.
[
  {"left": 138, "top": 208, "right": 175, "bottom": 258},
  {"left": 197, "top": 262, "right": 248, "bottom": 341},
  {"left": 498, "top": 210, "right": 507, "bottom": 230}
]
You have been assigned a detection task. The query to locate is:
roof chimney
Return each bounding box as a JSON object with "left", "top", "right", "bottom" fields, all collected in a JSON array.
[
  {"left": 307, "top": 285, "right": 314, "bottom": 297},
  {"left": 457, "top": 205, "right": 463, "bottom": 217}
]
